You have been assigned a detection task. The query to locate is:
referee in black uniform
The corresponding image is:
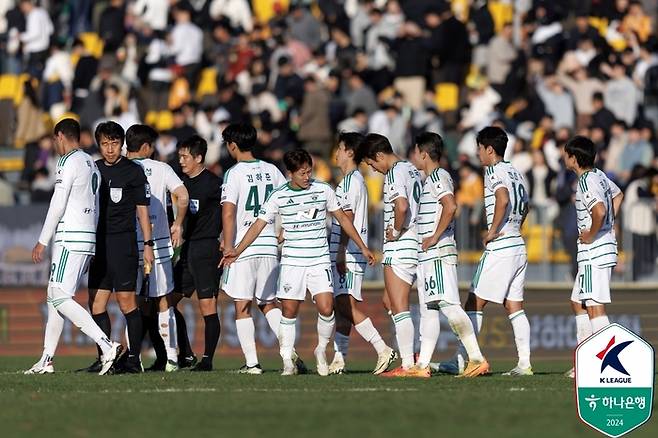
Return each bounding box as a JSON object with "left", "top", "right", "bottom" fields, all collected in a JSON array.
[
  {"left": 85, "top": 121, "right": 154, "bottom": 373},
  {"left": 173, "top": 135, "right": 222, "bottom": 372}
]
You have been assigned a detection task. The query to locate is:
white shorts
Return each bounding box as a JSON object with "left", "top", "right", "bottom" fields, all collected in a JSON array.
[
  {"left": 49, "top": 245, "right": 91, "bottom": 296},
  {"left": 332, "top": 266, "right": 364, "bottom": 301},
  {"left": 417, "top": 259, "right": 461, "bottom": 305},
  {"left": 386, "top": 263, "right": 417, "bottom": 285},
  {"left": 277, "top": 264, "right": 333, "bottom": 301},
  {"left": 136, "top": 261, "right": 174, "bottom": 298},
  {"left": 471, "top": 252, "right": 527, "bottom": 304},
  {"left": 221, "top": 257, "right": 278, "bottom": 304},
  {"left": 570, "top": 264, "right": 611, "bottom": 305}
]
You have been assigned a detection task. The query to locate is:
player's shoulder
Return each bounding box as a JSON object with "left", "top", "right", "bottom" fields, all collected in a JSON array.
[
  {"left": 341, "top": 169, "right": 364, "bottom": 190},
  {"left": 311, "top": 179, "right": 333, "bottom": 192},
  {"left": 58, "top": 149, "right": 88, "bottom": 168},
  {"left": 266, "top": 181, "right": 289, "bottom": 201},
  {"left": 388, "top": 160, "right": 416, "bottom": 183},
  {"left": 579, "top": 169, "right": 601, "bottom": 192}
]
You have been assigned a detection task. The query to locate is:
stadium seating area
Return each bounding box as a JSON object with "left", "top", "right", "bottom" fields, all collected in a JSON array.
[{"left": 0, "top": 0, "right": 657, "bottom": 281}]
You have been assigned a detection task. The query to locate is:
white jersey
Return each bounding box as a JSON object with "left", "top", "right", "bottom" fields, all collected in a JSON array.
[
  {"left": 221, "top": 160, "right": 287, "bottom": 260},
  {"left": 259, "top": 180, "right": 340, "bottom": 267},
  {"left": 417, "top": 168, "right": 457, "bottom": 264},
  {"left": 483, "top": 161, "right": 528, "bottom": 255},
  {"left": 575, "top": 168, "right": 621, "bottom": 268},
  {"left": 40, "top": 149, "right": 100, "bottom": 255},
  {"left": 383, "top": 160, "right": 421, "bottom": 265},
  {"left": 133, "top": 158, "right": 183, "bottom": 263},
  {"left": 329, "top": 170, "right": 368, "bottom": 273}
]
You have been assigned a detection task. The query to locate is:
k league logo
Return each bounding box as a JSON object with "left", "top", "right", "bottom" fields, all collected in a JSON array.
[{"left": 575, "top": 323, "right": 654, "bottom": 437}]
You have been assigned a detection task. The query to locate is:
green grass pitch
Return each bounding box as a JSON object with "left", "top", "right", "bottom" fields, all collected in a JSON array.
[{"left": 1, "top": 357, "right": 655, "bottom": 438}]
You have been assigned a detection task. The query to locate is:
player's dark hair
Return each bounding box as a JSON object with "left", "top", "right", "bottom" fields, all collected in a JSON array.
[
  {"left": 338, "top": 131, "right": 365, "bottom": 164},
  {"left": 94, "top": 121, "right": 125, "bottom": 145},
  {"left": 361, "top": 133, "right": 393, "bottom": 160},
  {"left": 222, "top": 122, "right": 257, "bottom": 152},
  {"left": 125, "top": 124, "right": 158, "bottom": 152},
  {"left": 54, "top": 118, "right": 81, "bottom": 142},
  {"left": 415, "top": 132, "right": 444, "bottom": 161},
  {"left": 476, "top": 126, "right": 508, "bottom": 158},
  {"left": 283, "top": 149, "right": 313, "bottom": 172},
  {"left": 564, "top": 135, "right": 596, "bottom": 168},
  {"left": 179, "top": 135, "right": 207, "bottom": 161}
]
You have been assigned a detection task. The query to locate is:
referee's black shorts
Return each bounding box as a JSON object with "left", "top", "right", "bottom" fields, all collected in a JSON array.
[
  {"left": 174, "top": 238, "right": 221, "bottom": 299},
  {"left": 88, "top": 232, "right": 138, "bottom": 292}
]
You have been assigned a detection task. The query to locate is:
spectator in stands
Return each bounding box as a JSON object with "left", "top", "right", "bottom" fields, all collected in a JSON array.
[
  {"left": 18, "top": 0, "right": 53, "bottom": 78},
  {"left": 29, "top": 167, "right": 52, "bottom": 203},
  {"left": 623, "top": 166, "right": 658, "bottom": 279},
  {"left": 619, "top": 124, "right": 655, "bottom": 182},
  {"left": 98, "top": 0, "right": 125, "bottom": 52},
  {"left": 169, "top": 2, "right": 203, "bottom": 89},
  {"left": 603, "top": 62, "right": 639, "bottom": 126},
  {"left": 456, "top": 161, "right": 484, "bottom": 250},
  {"left": 487, "top": 22, "right": 517, "bottom": 100},
  {"left": 298, "top": 76, "right": 332, "bottom": 159}
]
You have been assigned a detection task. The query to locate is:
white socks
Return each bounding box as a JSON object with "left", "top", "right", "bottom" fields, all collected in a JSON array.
[
  {"left": 317, "top": 312, "right": 335, "bottom": 351},
  {"left": 575, "top": 313, "right": 593, "bottom": 344},
  {"left": 354, "top": 317, "right": 387, "bottom": 354},
  {"left": 43, "top": 300, "right": 64, "bottom": 358},
  {"left": 265, "top": 307, "right": 282, "bottom": 340},
  {"left": 509, "top": 310, "right": 531, "bottom": 369},
  {"left": 457, "top": 310, "right": 483, "bottom": 361},
  {"left": 590, "top": 315, "right": 610, "bottom": 332},
  {"left": 279, "top": 316, "right": 296, "bottom": 361},
  {"left": 334, "top": 331, "right": 350, "bottom": 359},
  {"left": 442, "top": 304, "right": 484, "bottom": 363},
  {"left": 417, "top": 309, "right": 440, "bottom": 368},
  {"left": 393, "top": 311, "right": 415, "bottom": 368},
  {"left": 158, "top": 307, "right": 178, "bottom": 362},
  {"left": 236, "top": 317, "right": 258, "bottom": 367},
  {"left": 54, "top": 298, "right": 113, "bottom": 355}
]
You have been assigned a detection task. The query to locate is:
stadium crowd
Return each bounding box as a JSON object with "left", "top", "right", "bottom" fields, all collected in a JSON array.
[{"left": 0, "top": 0, "right": 657, "bottom": 280}]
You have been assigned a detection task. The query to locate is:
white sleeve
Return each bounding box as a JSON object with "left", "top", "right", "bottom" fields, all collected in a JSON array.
[
  {"left": 258, "top": 191, "right": 279, "bottom": 224},
  {"left": 582, "top": 179, "right": 606, "bottom": 211},
  {"left": 164, "top": 163, "right": 184, "bottom": 193},
  {"left": 326, "top": 185, "right": 341, "bottom": 212},
  {"left": 38, "top": 163, "right": 74, "bottom": 246},
  {"left": 220, "top": 167, "right": 239, "bottom": 205},
  {"left": 387, "top": 167, "right": 409, "bottom": 201},
  {"left": 429, "top": 172, "right": 454, "bottom": 200},
  {"left": 342, "top": 183, "right": 358, "bottom": 212},
  {"left": 485, "top": 166, "right": 506, "bottom": 193},
  {"left": 609, "top": 178, "right": 622, "bottom": 198},
  {"left": 274, "top": 167, "right": 287, "bottom": 187}
]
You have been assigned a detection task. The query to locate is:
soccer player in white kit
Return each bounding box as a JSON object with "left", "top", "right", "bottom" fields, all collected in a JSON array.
[
  {"left": 126, "top": 124, "right": 190, "bottom": 372},
  {"left": 462, "top": 126, "right": 533, "bottom": 376},
  {"left": 327, "top": 132, "right": 397, "bottom": 375},
  {"left": 222, "top": 149, "right": 375, "bottom": 376},
  {"left": 412, "top": 132, "right": 490, "bottom": 378},
  {"left": 220, "top": 123, "right": 288, "bottom": 375},
  {"left": 361, "top": 133, "right": 422, "bottom": 376},
  {"left": 563, "top": 136, "right": 623, "bottom": 378},
  {"left": 25, "top": 118, "right": 121, "bottom": 375}
]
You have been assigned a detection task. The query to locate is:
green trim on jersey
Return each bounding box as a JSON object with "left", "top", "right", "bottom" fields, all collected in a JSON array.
[{"left": 58, "top": 149, "right": 79, "bottom": 167}]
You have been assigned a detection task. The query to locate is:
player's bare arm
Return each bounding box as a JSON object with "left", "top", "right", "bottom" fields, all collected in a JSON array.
[
  {"left": 579, "top": 202, "right": 605, "bottom": 244},
  {"left": 336, "top": 209, "right": 355, "bottom": 274},
  {"left": 137, "top": 205, "right": 155, "bottom": 266},
  {"left": 221, "top": 201, "right": 237, "bottom": 253},
  {"left": 333, "top": 209, "right": 375, "bottom": 265},
  {"left": 221, "top": 218, "right": 268, "bottom": 266},
  {"left": 421, "top": 193, "right": 456, "bottom": 252},
  {"left": 170, "top": 185, "right": 189, "bottom": 247},
  {"left": 612, "top": 192, "right": 624, "bottom": 217},
  {"left": 484, "top": 187, "right": 509, "bottom": 245},
  {"left": 386, "top": 196, "right": 408, "bottom": 241}
]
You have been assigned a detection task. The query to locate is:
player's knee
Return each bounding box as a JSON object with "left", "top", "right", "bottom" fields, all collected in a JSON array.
[
  {"left": 47, "top": 286, "right": 71, "bottom": 305},
  {"left": 317, "top": 303, "right": 334, "bottom": 318},
  {"left": 116, "top": 294, "right": 137, "bottom": 314},
  {"left": 234, "top": 300, "right": 252, "bottom": 318}
]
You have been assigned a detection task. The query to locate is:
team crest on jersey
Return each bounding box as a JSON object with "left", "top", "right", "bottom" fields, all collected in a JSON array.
[
  {"left": 283, "top": 284, "right": 291, "bottom": 293},
  {"left": 110, "top": 187, "right": 123, "bottom": 203},
  {"left": 144, "top": 168, "right": 152, "bottom": 177},
  {"left": 190, "top": 199, "right": 199, "bottom": 214}
]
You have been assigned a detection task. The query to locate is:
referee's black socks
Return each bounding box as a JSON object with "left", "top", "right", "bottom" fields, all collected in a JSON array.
[
  {"left": 125, "top": 309, "right": 143, "bottom": 359},
  {"left": 202, "top": 313, "right": 220, "bottom": 362},
  {"left": 174, "top": 307, "right": 194, "bottom": 358},
  {"left": 92, "top": 311, "right": 111, "bottom": 359}
]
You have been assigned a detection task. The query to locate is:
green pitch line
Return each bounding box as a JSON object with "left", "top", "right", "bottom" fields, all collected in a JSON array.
[{"left": 0, "top": 357, "right": 656, "bottom": 438}]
